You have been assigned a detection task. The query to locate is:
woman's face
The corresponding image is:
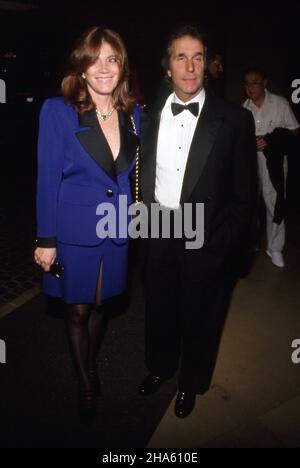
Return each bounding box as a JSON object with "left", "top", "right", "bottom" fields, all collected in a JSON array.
[{"left": 83, "top": 41, "right": 121, "bottom": 98}]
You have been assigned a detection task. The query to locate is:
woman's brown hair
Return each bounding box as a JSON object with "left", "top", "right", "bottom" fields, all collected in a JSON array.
[{"left": 61, "top": 26, "right": 134, "bottom": 113}]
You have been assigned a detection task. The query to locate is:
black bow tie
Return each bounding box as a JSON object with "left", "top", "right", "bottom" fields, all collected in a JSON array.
[{"left": 171, "top": 102, "right": 199, "bottom": 117}]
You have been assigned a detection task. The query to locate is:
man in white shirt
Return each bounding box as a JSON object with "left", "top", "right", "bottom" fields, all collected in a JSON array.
[
  {"left": 139, "top": 26, "right": 257, "bottom": 418},
  {"left": 243, "top": 68, "right": 300, "bottom": 267},
  {"left": 154, "top": 81, "right": 206, "bottom": 209}
]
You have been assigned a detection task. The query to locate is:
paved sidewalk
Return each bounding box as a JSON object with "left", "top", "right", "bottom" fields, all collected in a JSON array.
[{"left": 149, "top": 240, "right": 300, "bottom": 448}]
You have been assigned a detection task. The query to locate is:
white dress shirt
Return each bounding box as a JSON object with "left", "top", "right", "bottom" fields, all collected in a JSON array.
[
  {"left": 155, "top": 89, "right": 206, "bottom": 209},
  {"left": 243, "top": 89, "right": 299, "bottom": 136}
]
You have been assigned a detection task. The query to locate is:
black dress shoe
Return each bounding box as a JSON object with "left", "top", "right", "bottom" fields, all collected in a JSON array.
[
  {"left": 138, "top": 374, "right": 165, "bottom": 395},
  {"left": 174, "top": 391, "right": 196, "bottom": 418}
]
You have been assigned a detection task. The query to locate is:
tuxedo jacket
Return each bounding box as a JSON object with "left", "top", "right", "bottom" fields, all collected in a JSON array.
[
  {"left": 36, "top": 97, "right": 139, "bottom": 247},
  {"left": 140, "top": 89, "right": 257, "bottom": 280}
]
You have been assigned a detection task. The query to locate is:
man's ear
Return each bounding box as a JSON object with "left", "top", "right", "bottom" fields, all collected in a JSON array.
[
  {"left": 263, "top": 79, "right": 268, "bottom": 89},
  {"left": 167, "top": 69, "right": 172, "bottom": 79}
]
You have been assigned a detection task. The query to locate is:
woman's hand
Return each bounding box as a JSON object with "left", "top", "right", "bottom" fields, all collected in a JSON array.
[{"left": 34, "top": 247, "right": 57, "bottom": 272}]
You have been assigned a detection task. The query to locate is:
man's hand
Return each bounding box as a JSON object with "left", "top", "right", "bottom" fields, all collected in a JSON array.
[
  {"left": 256, "top": 136, "right": 268, "bottom": 151},
  {"left": 34, "top": 247, "right": 56, "bottom": 272}
]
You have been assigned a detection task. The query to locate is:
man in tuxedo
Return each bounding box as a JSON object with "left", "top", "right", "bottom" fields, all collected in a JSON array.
[{"left": 138, "top": 25, "right": 257, "bottom": 418}]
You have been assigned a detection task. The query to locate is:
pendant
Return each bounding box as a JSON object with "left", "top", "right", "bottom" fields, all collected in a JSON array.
[{"left": 96, "top": 107, "right": 115, "bottom": 121}]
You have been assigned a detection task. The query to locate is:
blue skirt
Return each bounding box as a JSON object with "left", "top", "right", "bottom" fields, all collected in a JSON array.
[{"left": 42, "top": 239, "right": 129, "bottom": 304}]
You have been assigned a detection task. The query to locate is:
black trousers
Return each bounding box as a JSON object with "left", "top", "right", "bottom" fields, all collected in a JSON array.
[{"left": 144, "top": 238, "right": 236, "bottom": 394}]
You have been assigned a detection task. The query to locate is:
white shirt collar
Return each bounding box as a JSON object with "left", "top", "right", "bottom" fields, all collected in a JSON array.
[
  {"left": 173, "top": 88, "right": 205, "bottom": 106},
  {"left": 247, "top": 89, "right": 271, "bottom": 111}
]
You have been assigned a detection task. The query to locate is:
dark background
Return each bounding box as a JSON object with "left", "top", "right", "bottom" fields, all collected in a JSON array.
[
  {"left": 0, "top": 1, "right": 300, "bottom": 214},
  {"left": 1, "top": 1, "right": 300, "bottom": 106}
]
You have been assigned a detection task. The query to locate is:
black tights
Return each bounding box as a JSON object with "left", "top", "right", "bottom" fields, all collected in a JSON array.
[{"left": 66, "top": 304, "right": 107, "bottom": 389}]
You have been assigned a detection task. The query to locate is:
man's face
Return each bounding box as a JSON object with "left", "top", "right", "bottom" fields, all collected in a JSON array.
[
  {"left": 167, "top": 35, "right": 205, "bottom": 102},
  {"left": 244, "top": 72, "right": 267, "bottom": 102},
  {"left": 208, "top": 55, "right": 223, "bottom": 79}
]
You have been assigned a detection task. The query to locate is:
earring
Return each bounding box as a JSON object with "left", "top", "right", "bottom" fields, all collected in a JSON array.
[{"left": 82, "top": 74, "right": 86, "bottom": 80}]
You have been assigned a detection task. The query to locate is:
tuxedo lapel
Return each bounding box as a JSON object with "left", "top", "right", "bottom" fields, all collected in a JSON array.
[
  {"left": 116, "top": 112, "right": 139, "bottom": 175},
  {"left": 140, "top": 111, "right": 162, "bottom": 204},
  {"left": 140, "top": 84, "right": 172, "bottom": 204},
  {"left": 180, "top": 93, "right": 224, "bottom": 203}
]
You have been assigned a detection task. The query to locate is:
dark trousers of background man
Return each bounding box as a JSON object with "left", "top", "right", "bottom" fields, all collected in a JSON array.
[{"left": 144, "top": 237, "right": 236, "bottom": 394}]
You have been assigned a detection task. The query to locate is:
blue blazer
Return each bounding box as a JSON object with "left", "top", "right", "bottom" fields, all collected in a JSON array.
[{"left": 36, "top": 97, "right": 140, "bottom": 247}]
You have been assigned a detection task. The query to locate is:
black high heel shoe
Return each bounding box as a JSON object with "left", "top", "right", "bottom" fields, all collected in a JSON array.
[
  {"left": 89, "top": 366, "right": 102, "bottom": 396},
  {"left": 78, "top": 383, "right": 96, "bottom": 423}
]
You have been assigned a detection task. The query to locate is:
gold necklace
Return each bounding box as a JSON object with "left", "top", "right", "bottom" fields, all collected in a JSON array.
[
  {"left": 129, "top": 114, "right": 141, "bottom": 204},
  {"left": 96, "top": 107, "right": 115, "bottom": 121}
]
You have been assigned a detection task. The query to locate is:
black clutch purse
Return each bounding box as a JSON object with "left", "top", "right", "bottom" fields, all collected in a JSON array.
[{"left": 49, "top": 261, "right": 64, "bottom": 279}]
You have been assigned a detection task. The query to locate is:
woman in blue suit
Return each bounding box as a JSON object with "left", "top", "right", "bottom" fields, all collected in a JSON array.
[{"left": 34, "top": 26, "right": 140, "bottom": 421}]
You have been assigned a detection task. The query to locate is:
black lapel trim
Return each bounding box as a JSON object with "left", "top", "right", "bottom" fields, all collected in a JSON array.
[
  {"left": 76, "top": 110, "right": 139, "bottom": 179},
  {"left": 76, "top": 108, "right": 116, "bottom": 179},
  {"left": 180, "top": 93, "right": 225, "bottom": 203}
]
